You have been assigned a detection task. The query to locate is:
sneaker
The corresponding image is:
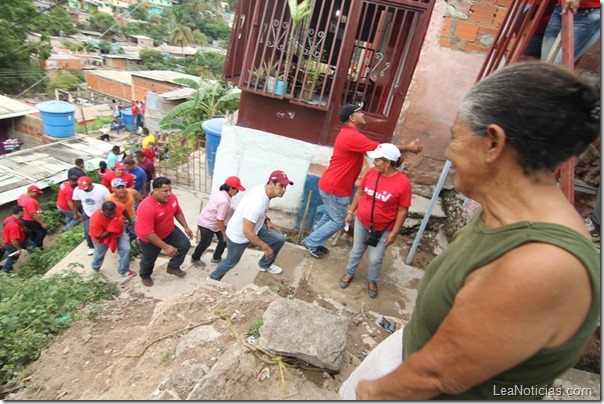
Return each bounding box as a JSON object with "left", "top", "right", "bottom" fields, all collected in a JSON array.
[
  {"left": 258, "top": 264, "right": 283, "bottom": 275},
  {"left": 303, "top": 242, "right": 324, "bottom": 259},
  {"left": 141, "top": 277, "right": 154, "bottom": 287},
  {"left": 119, "top": 270, "right": 137, "bottom": 277},
  {"left": 191, "top": 259, "right": 206, "bottom": 268},
  {"left": 87, "top": 248, "right": 95, "bottom": 256},
  {"left": 166, "top": 267, "right": 187, "bottom": 277},
  {"left": 211, "top": 257, "right": 222, "bottom": 264},
  {"left": 317, "top": 246, "right": 330, "bottom": 254},
  {"left": 585, "top": 218, "right": 600, "bottom": 241}
]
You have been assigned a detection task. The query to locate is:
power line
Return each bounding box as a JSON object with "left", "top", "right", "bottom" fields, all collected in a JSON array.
[{"left": 0, "top": 0, "right": 69, "bottom": 34}]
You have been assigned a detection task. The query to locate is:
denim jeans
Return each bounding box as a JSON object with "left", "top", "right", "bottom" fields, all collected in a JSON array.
[
  {"left": 138, "top": 227, "right": 191, "bottom": 278},
  {"left": 91, "top": 232, "right": 131, "bottom": 275},
  {"left": 59, "top": 207, "right": 81, "bottom": 232},
  {"left": 3, "top": 240, "right": 36, "bottom": 273},
  {"left": 541, "top": 5, "right": 600, "bottom": 63},
  {"left": 345, "top": 217, "right": 391, "bottom": 283},
  {"left": 209, "top": 225, "right": 286, "bottom": 281},
  {"left": 303, "top": 189, "right": 350, "bottom": 249},
  {"left": 22, "top": 220, "right": 47, "bottom": 249},
  {"left": 82, "top": 213, "right": 94, "bottom": 249},
  {"left": 192, "top": 226, "right": 226, "bottom": 261}
]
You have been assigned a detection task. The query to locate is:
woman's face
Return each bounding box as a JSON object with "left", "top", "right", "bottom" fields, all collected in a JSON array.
[
  {"left": 372, "top": 157, "right": 390, "bottom": 174},
  {"left": 444, "top": 117, "right": 487, "bottom": 197},
  {"left": 228, "top": 188, "right": 239, "bottom": 197}
]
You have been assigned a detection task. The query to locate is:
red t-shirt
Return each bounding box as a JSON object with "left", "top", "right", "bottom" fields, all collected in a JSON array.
[
  {"left": 319, "top": 126, "right": 379, "bottom": 197},
  {"left": 131, "top": 104, "right": 139, "bottom": 115},
  {"left": 355, "top": 167, "right": 412, "bottom": 231},
  {"left": 17, "top": 194, "right": 41, "bottom": 221},
  {"left": 102, "top": 170, "right": 135, "bottom": 192},
  {"left": 137, "top": 159, "right": 155, "bottom": 181},
  {"left": 141, "top": 147, "right": 155, "bottom": 162},
  {"left": 2, "top": 215, "right": 26, "bottom": 245},
  {"left": 56, "top": 181, "right": 75, "bottom": 210},
  {"left": 135, "top": 193, "right": 183, "bottom": 243},
  {"left": 558, "top": 0, "right": 599, "bottom": 8},
  {"left": 89, "top": 202, "right": 125, "bottom": 250}
]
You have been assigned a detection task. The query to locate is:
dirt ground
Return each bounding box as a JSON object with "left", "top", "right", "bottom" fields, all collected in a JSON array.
[{"left": 7, "top": 233, "right": 439, "bottom": 401}]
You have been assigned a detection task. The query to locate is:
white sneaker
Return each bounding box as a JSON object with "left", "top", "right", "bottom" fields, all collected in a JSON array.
[
  {"left": 87, "top": 248, "right": 95, "bottom": 256},
  {"left": 258, "top": 264, "right": 283, "bottom": 275}
]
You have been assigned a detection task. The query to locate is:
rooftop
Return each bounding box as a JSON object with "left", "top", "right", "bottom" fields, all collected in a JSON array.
[{"left": 0, "top": 95, "right": 39, "bottom": 120}]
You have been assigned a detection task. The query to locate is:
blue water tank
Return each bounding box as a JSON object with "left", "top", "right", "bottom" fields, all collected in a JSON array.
[
  {"left": 201, "top": 118, "right": 225, "bottom": 177},
  {"left": 35, "top": 101, "right": 77, "bottom": 138},
  {"left": 121, "top": 108, "right": 136, "bottom": 132}
]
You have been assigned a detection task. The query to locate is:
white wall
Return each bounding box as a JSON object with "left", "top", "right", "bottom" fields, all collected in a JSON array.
[{"left": 212, "top": 123, "right": 333, "bottom": 213}]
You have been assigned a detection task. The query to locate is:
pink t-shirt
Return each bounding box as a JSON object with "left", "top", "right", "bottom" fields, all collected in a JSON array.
[
  {"left": 319, "top": 125, "right": 379, "bottom": 197},
  {"left": 17, "top": 195, "right": 41, "bottom": 221},
  {"left": 197, "top": 190, "right": 232, "bottom": 232}
]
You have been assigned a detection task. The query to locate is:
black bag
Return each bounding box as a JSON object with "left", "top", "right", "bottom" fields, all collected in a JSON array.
[{"left": 364, "top": 227, "right": 383, "bottom": 247}]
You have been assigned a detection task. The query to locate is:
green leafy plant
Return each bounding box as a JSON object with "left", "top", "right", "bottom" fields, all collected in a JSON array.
[{"left": 246, "top": 318, "right": 263, "bottom": 339}]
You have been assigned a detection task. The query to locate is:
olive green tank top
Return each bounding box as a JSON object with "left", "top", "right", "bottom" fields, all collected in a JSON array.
[{"left": 403, "top": 212, "right": 600, "bottom": 400}]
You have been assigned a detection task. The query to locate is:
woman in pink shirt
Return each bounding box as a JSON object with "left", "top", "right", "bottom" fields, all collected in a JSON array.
[{"left": 190, "top": 176, "right": 246, "bottom": 267}]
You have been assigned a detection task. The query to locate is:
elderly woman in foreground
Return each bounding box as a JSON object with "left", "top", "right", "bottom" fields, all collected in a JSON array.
[{"left": 340, "top": 62, "right": 600, "bottom": 400}]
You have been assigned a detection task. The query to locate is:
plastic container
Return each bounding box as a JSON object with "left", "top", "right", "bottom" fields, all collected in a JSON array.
[
  {"left": 35, "top": 101, "right": 76, "bottom": 138},
  {"left": 120, "top": 108, "right": 136, "bottom": 132},
  {"left": 202, "top": 117, "right": 225, "bottom": 177}
]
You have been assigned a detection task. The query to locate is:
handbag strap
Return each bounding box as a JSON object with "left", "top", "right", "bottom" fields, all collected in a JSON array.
[{"left": 369, "top": 173, "right": 395, "bottom": 231}]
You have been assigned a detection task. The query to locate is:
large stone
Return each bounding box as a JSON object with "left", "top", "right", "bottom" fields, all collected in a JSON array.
[{"left": 257, "top": 298, "right": 349, "bottom": 372}]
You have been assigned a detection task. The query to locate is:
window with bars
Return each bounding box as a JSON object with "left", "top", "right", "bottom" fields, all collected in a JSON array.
[{"left": 224, "top": 0, "right": 435, "bottom": 142}]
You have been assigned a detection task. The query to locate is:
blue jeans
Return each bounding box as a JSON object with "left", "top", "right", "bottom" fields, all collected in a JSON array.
[
  {"left": 541, "top": 5, "right": 600, "bottom": 63},
  {"left": 138, "top": 227, "right": 191, "bottom": 278},
  {"left": 82, "top": 213, "right": 93, "bottom": 249},
  {"left": 91, "top": 232, "right": 131, "bottom": 275},
  {"left": 209, "top": 225, "right": 286, "bottom": 281},
  {"left": 303, "top": 189, "right": 350, "bottom": 249},
  {"left": 345, "top": 217, "right": 390, "bottom": 283},
  {"left": 3, "top": 240, "right": 36, "bottom": 273},
  {"left": 59, "top": 207, "right": 81, "bottom": 232}
]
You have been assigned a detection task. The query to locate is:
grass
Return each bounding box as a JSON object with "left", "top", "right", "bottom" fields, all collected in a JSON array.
[{"left": 76, "top": 115, "right": 114, "bottom": 133}]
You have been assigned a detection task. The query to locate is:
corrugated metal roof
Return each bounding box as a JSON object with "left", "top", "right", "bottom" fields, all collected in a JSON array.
[
  {"left": 0, "top": 95, "right": 39, "bottom": 120},
  {"left": 159, "top": 87, "right": 196, "bottom": 100},
  {"left": 86, "top": 70, "right": 133, "bottom": 85},
  {"left": 0, "top": 135, "right": 113, "bottom": 206}
]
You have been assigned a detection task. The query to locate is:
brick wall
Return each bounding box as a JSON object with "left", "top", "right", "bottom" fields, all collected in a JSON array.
[
  {"left": 11, "top": 115, "right": 56, "bottom": 148},
  {"left": 439, "top": 0, "right": 509, "bottom": 53},
  {"left": 132, "top": 76, "right": 183, "bottom": 103},
  {"left": 86, "top": 72, "right": 133, "bottom": 100},
  {"left": 105, "top": 58, "right": 127, "bottom": 69}
]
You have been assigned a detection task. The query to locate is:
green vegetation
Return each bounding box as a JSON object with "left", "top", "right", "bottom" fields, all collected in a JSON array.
[
  {"left": 0, "top": 271, "right": 118, "bottom": 387},
  {"left": 76, "top": 115, "right": 113, "bottom": 133},
  {"left": 89, "top": 12, "right": 117, "bottom": 35},
  {"left": 246, "top": 318, "right": 264, "bottom": 339},
  {"left": 46, "top": 71, "right": 85, "bottom": 93}
]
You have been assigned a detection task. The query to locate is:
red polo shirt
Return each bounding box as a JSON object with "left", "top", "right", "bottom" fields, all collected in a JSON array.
[
  {"left": 56, "top": 181, "right": 75, "bottom": 210},
  {"left": 102, "top": 170, "right": 135, "bottom": 192},
  {"left": 17, "top": 194, "right": 41, "bottom": 221},
  {"left": 3, "top": 215, "right": 26, "bottom": 245},
  {"left": 135, "top": 193, "right": 183, "bottom": 243}
]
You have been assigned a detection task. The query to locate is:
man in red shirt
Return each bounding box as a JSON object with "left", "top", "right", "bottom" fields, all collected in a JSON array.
[
  {"left": 141, "top": 142, "right": 155, "bottom": 163},
  {"left": 17, "top": 184, "right": 48, "bottom": 249},
  {"left": 135, "top": 150, "right": 155, "bottom": 196},
  {"left": 102, "top": 161, "right": 135, "bottom": 192},
  {"left": 56, "top": 175, "right": 80, "bottom": 232},
  {"left": 302, "top": 103, "right": 422, "bottom": 258},
  {"left": 89, "top": 200, "right": 136, "bottom": 277},
  {"left": 135, "top": 177, "right": 194, "bottom": 287},
  {"left": 2, "top": 206, "right": 36, "bottom": 273}
]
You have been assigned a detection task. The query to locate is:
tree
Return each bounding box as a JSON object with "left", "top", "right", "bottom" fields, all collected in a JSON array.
[
  {"left": 46, "top": 7, "right": 77, "bottom": 36},
  {"left": 192, "top": 29, "right": 209, "bottom": 46},
  {"left": 159, "top": 78, "right": 240, "bottom": 139},
  {"left": 47, "top": 71, "right": 83, "bottom": 92},
  {"left": 170, "top": 7, "right": 194, "bottom": 57},
  {"left": 0, "top": 0, "right": 51, "bottom": 93},
  {"left": 129, "top": 2, "right": 148, "bottom": 21},
  {"left": 185, "top": 50, "right": 225, "bottom": 78},
  {"left": 89, "top": 12, "right": 116, "bottom": 36}
]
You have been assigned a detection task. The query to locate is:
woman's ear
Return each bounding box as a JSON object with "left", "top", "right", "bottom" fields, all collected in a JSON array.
[{"left": 484, "top": 124, "right": 507, "bottom": 163}]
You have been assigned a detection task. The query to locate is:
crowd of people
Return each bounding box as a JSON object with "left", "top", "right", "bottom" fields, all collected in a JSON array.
[{"left": 0, "top": 60, "right": 600, "bottom": 400}]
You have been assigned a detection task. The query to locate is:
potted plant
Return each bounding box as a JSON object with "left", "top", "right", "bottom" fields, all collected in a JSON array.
[
  {"left": 263, "top": 60, "right": 280, "bottom": 93},
  {"left": 302, "top": 60, "right": 325, "bottom": 101},
  {"left": 247, "top": 64, "right": 266, "bottom": 89}
]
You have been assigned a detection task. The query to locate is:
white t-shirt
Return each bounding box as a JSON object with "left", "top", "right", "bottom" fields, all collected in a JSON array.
[
  {"left": 73, "top": 184, "right": 110, "bottom": 216},
  {"left": 226, "top": 184, "right": 269, "bottom": 244}
]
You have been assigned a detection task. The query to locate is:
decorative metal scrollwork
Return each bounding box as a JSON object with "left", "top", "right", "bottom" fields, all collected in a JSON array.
[
  {"left": 266, "top": 19, "right": 289, "bottom": 50},
  {"left": 369, "top": 53, "right": 391, "bottom": 81}
]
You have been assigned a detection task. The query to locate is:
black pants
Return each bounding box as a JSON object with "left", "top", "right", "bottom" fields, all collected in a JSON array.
[
  {"left": 138, "top": 227, "right": 191, "bottom": 278},
  {"left": 191, "top": 226, "right": 226, "bottom": 261},
  {"left": 22, "top": 220, "right": 47, "bottom": 249}
]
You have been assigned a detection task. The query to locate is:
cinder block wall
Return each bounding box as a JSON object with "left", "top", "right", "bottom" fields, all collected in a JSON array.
[
  {"left": 11, "top": 115, "right": 56, "bottom": 148},
  {"left": 86, "top": 72, "right": 132, "bottom": 100},
  {"left": 132, "top": 76, "right": 182, "bottom": 102}
]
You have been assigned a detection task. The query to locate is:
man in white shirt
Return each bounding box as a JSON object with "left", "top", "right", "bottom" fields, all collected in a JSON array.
[
  {"left": 72, "top": 176, "right": 110, "bottom": 256},
  {"left": 208, "top": 170, "right": 293, "bottom": 281}
]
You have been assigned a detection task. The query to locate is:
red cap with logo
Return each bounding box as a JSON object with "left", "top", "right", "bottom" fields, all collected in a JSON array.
[
  {"left": 114, "top": 162, "right": 126, "bottom": 170},
  {"left": 268, "top": 170, "right": 294, "bottom": 186},
  {"left": 77, "top": 176, "right": 92, "bottom": 190},
  {"left": 225, "top": 176, "right": 246, "bottom": 191},
  {"left": 27, "top": 185, "right": 44, "bottom": 194}
]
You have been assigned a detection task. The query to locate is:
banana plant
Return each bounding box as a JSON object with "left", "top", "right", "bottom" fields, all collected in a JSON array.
[
  {"left": 159, "top": 78, "right": 241, "bottom": 139},
  {"left": 284, "top": 0, "right": 314, "bottom": 76}
]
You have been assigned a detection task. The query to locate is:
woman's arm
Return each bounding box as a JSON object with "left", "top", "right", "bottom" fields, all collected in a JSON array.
[{"left": 384, "top": 206, "right": 408, "bottom": 247}]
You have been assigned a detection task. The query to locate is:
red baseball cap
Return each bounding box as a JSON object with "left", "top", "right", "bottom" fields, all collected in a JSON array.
[
  {"left": 268, "top": 170, "right": 294, "bottom": 186},
  {"left": 225, "top": 176, "right": 246, "bottom": 191},
  {"left": 27, "top": 185, "right": 44, "bottom": 194},
  {"left": 114, "top": 162, "right": 126, "bottom": 170},
  {"left": 77, "top": 176, "right": 92, "bottom": 190}
]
